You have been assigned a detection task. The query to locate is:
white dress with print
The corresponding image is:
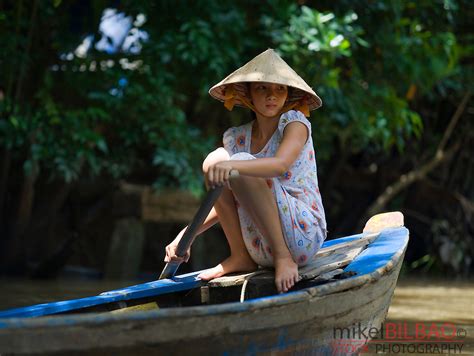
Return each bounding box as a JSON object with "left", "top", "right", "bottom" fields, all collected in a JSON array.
[{"left": 223, "top": 110, "right": 327, "bottom": 267}]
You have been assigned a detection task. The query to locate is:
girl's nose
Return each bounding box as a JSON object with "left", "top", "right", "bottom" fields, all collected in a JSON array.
[{"left": 266, "top": 87, "right": 277, "bottom": 98}]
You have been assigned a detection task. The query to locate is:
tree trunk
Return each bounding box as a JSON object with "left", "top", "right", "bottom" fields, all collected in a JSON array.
[
  {"left": 2, "top": 160, "right": 39, "bottom": 274},
  {"left": 0, "top": 148, "right": 11, "bottom": 237}
]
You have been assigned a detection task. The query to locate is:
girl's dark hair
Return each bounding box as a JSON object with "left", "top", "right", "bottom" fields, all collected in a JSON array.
[{"left": 247, "top": 83, "right": 257, "bottom": 120}]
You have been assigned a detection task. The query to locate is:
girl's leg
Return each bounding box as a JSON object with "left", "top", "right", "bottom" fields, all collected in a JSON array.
[
  {"left": 198, "top": 149, "right": 258, "bottom": 280},
  {"left": 198, "top": 149, "right": 299, "bottom": 293},
  {"left": 229, "top": 175, "right": 300, "bottom": 293}
]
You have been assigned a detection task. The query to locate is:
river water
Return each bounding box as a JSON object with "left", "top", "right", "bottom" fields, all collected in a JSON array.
[
  {"left": 0, "top": 275, "right": 473, "bottom": 355},
  {"left": 365, "top": 276, "right": 474, "bottom": 355}
]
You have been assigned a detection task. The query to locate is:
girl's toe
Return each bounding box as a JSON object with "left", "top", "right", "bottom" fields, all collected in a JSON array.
[{"left": 277, "top": 280, "right": 284, "bottom": 293}]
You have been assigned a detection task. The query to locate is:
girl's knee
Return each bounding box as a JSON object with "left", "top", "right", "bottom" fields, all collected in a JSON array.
[
  {"left": 229, "top": 174, "right": 266, "bottom": 192},
  {"left": 202, "top": 147, "right": 230, "bottom": 173},
  {"left": 229, "top": 152, "right": 256, "bottom": 161},
  {"left": 227, "top": 153, "right": 260, "bottom": 189},
  {"left": 203, "top": 151, "right": 255, "bottom": 175}
]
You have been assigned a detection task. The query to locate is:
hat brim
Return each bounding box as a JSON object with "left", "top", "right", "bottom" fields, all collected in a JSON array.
[{"left": 209, "top": 81, "right": 322, "bottom": 111}]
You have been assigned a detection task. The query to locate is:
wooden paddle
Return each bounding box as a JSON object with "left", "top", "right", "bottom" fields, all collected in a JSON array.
[{"left": 159, "top": 169, "right": 240, "bottom": 280}]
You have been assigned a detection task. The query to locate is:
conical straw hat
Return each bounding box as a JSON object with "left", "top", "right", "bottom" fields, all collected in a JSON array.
[{"left": 209, "top": 48, "right": 322, "bottom": 116}]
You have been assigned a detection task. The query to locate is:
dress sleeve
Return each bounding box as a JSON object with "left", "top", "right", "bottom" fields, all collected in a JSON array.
[
  {"left": 223, "top": 127, "right": 237, "bottom": 155},
  {"left": 278, "top": 110, "right": 312, "bottom": 144}
]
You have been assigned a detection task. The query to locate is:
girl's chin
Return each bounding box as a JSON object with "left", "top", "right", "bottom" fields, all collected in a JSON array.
[{"left": 260, "top": 106, "right": 282, "bottom": 117}]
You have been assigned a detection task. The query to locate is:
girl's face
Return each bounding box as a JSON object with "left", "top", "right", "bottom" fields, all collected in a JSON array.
[{"left": 249, "top": 82, "right": 288, "bottom": 118}]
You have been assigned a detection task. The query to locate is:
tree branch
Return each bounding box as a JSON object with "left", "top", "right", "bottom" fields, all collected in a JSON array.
[
  {"left": 438, "top": 91, "right": 471, "bottom": 153},
  {"left": 358, "top": 91, "right": 471, "bottom": 227}
]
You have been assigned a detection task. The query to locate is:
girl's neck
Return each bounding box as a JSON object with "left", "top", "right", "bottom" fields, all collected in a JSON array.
[{"left": 253, "top": 113, "right": 280, "bottom": 139}]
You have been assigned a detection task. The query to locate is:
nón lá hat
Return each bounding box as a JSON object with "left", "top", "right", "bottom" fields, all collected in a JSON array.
[{"left": 209, "top": 48, "right": 322, "bottom": 117}]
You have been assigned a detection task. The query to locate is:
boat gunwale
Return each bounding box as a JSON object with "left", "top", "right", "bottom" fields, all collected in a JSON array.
[
  {"left": 0, "top": 226, "right": 409, "bottom": 330},
  {"left": 0, "top": 232, "right": 378, "bottom": 319}
]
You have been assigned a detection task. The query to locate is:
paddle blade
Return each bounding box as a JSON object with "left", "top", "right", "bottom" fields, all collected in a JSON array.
[{"left": 159, "top": 262, "right": 180, "bottom": 280}]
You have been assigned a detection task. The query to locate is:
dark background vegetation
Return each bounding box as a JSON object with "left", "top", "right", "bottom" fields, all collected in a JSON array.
[{"left": 0, "top": 0, "right": 472, "bottom": 280}]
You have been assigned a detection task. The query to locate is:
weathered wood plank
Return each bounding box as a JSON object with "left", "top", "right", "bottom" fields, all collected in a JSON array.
[
  {"left": 110, "top": 302, "right": 159, "bottom": 314},
  {"left": 317, "top": 232, "right": 379, "bottom": 256},
  {"left": 208, "top": 246, "right": 365, "bottom": 287},
  {"left": 118, "top": 182, "right": 200, "bottom": 223},
  {"left": 208, "top": 233, "right": 379, "bottom": 287},
  {"left": 299, "top": 246, "right": 364, "bottom": 280},
  {"left": 142, "top": 189, "right": 200, "bottom": 223}
]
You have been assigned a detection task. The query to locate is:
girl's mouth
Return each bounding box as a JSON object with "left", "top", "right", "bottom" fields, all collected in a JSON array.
[{"left": 266, "top": 104, "right": 277, "bottom": 109}]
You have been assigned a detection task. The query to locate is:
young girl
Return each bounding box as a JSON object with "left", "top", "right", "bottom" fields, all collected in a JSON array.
[{"left": 164, "top": 49, "right": 327, "bottom": 293}]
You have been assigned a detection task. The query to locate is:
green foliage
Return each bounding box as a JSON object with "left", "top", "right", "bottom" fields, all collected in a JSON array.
[
  {"left": 0, "top": 1, "right": 219, "bottom": 192},
  {"left": 263, "top": 2, "right": 463, "bottom": 159},
  {"left": 0, "top": 0, "right": 472, "bottom": 277},
  {"left": 0, "top": 0, "right": 471, "bottom": 194}
]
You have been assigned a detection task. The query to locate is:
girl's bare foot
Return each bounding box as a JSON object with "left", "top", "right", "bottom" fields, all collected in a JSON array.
[
  {"left": 274, "top": 255, "right": 300, "bottom": 293},
  {"left": 198, "top": 254, "right": 258, "bottom": 280}
]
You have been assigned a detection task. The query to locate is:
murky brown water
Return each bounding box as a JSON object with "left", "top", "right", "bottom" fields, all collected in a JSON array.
[
  {"left": 0, "top": 276, "right": 473, "bottom": 355},
  {"left": 364, "top": 276, "right": 474, "bottom": 355},
  {"left": 0, "top": 278, "right": 136, "bottom": 310}
]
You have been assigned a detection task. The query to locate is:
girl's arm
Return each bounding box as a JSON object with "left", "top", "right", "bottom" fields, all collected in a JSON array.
[
  {"left": 176, "top": 206, "right": 219, "bottom": 241},
  {"left": 226, "top": 121, "right": 308, "bottom": 178},
  {"left": 196, "top": 206, "right": 219, "bottom": 235},
  {"left": 165, "top": 207, "right": 219, "bottom": 263}
]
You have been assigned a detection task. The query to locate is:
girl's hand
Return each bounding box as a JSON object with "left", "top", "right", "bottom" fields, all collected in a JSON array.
[
  {"left": 164, "top": 227, "right": 191, "bottom": 263},
  {"left": 206, "top": 161, "right": 233, "bottom": 189}
]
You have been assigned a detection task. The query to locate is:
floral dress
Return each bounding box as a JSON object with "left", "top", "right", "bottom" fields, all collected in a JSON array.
[{"left": 223, "top": 110, "right": 327, "bottom": 267}]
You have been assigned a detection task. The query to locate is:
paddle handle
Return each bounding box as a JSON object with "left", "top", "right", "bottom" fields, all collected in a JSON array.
[{"left": 159, "top": 169, "right": 239, "bottom": 280}]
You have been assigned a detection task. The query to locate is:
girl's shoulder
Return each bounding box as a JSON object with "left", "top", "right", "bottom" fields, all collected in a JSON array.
[{"left": 278, "top": 110, "right": 312, "bottom": 137}]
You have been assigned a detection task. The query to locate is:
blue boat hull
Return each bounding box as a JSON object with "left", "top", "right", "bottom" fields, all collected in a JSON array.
[{"left": 0, "top": 226, "right": 409, "bottom": 355}]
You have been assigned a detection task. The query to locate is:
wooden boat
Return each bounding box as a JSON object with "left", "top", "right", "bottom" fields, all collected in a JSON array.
[{"left": 0, "top": 211, "right": 408, "bottom": 355}]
